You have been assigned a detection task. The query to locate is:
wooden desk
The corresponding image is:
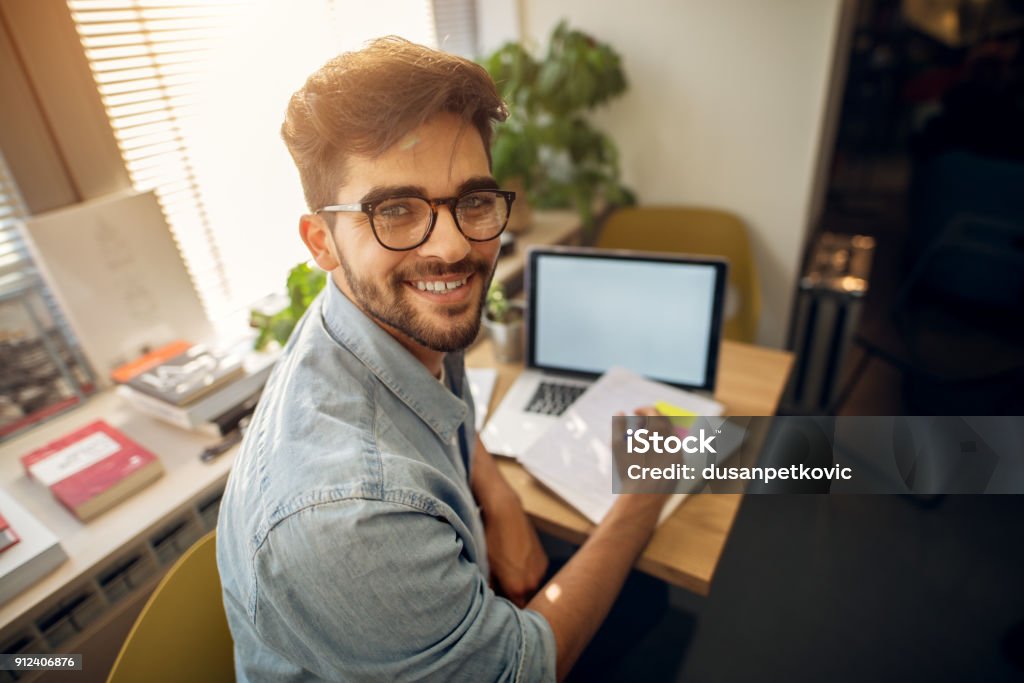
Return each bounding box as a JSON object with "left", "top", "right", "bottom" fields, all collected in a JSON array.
[{"left": 466, "top": 339, "right": 793, "bottom": 595}]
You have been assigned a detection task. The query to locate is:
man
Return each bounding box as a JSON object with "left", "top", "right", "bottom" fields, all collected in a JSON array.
[{"left": 217, "top": 37, "right": 668, "bottom": 681}]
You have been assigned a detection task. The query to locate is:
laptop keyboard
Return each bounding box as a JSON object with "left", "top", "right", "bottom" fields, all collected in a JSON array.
[{"left": 524, "top": 382, "right": 587, "bottom": 416}]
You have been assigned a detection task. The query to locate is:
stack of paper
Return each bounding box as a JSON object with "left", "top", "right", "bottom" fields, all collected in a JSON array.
[{"left": 518, "top": 367, "right": 724, "bottom": 525}]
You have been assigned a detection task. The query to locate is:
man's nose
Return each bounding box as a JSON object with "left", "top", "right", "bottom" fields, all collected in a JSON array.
[{"left": 418, "top": 205, "right": 471, "bottom": 262}]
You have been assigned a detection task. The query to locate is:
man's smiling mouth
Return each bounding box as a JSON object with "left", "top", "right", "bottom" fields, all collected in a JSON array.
[{"left": 411, "top": 275, "right": 470, "bottom": 292}]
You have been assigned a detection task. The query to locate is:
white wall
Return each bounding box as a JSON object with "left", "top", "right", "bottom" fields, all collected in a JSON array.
[{"left": 519, "top": 0, "right": 843, "bottom": 347}]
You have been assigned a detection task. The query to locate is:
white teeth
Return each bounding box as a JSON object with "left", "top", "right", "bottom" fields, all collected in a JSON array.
[{"left": 414, "top": 277, "right": 468, "bottom": 292}]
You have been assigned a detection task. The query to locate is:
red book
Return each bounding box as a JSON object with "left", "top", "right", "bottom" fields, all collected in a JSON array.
[
  {"left": 20, "top": 420, "right": 164, "bottom": 522},
  {"left": 0, "top": 513, "right": 18, "bottom": 554}
]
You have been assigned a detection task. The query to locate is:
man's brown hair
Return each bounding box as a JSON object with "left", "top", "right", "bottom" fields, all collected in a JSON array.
[{"left": 282, "top": 36, "right": 508, "bottom": 211}]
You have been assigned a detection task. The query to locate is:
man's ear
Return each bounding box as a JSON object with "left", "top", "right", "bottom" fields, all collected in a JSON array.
[{"left": 299, "top": 213, "right": 340, "bottom": 271}]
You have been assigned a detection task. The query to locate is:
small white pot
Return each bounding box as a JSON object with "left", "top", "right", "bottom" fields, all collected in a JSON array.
[{"left": 482, "top": 310, "right": 524, "bottom": 363}]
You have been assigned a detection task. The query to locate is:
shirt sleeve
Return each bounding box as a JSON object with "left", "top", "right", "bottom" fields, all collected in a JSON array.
[{"left": 250, "top": 498, "right": 556, "bottom": 682}]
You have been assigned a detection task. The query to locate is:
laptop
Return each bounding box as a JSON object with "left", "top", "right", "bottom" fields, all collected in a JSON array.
[{"left": 482, "top": 245, "right": 728, "bottom": 458}]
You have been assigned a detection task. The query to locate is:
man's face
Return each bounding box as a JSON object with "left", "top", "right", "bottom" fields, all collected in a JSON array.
[{"left": 320, "top": 114, "right": 500, "bottom": 353}]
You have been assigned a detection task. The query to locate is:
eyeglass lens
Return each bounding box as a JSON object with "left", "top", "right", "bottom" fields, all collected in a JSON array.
[{"left": 372, "top": 190, "right": 509, "bottom": 249}]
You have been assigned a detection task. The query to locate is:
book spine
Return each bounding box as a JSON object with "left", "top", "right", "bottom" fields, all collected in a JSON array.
[{"left": 114, "top": 387, "right": 195, "bottom": 430}]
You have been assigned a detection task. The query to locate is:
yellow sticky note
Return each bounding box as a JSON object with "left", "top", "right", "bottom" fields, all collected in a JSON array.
[
  {"left": 654, "top": 401, "right": 696, "bottom": 417},
  {"left": 654, "top": 401, "right": 697, "bottom": 431}
]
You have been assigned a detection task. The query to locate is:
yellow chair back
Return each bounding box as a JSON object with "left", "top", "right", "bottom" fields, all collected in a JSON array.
[
  {"left": 107, "top": 531, "right": 233, "bottom": 683},
  {"left": 597, "top": 206, "right": 761, "bottom": 343}
]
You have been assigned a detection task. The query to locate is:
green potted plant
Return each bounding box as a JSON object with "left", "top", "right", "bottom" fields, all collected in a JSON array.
[
  {"left": 482, "top": 281, "right": 524, "bottom": 363},
  {"left": 251, "top": 262, "right": 326, "bottom": 351},
  {"left": 482, "top": 21, "right": 636, "bottom": 238}
]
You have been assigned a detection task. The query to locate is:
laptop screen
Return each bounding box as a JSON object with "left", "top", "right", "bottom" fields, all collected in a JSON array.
[{"left": 526, "top": 248, "right": 727, "bottom": 391}]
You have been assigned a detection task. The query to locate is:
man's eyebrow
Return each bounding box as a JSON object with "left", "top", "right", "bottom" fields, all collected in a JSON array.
[
  {"left": 359, "top": 185, "right": 428, "bottom": 204},
  {"left": 456, "top": 176, "right": 499, "bottom": 194},
  {"left": 357, "top": 176, "right": 498, "bottom": 204}
]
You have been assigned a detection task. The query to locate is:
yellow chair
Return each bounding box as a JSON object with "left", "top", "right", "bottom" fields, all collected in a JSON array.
[
  {"left": 596, "top": 206, "right": 761, "bottom": 343},
  {"left": 107, "top": 531, "right": 234, "bottom": 683}
]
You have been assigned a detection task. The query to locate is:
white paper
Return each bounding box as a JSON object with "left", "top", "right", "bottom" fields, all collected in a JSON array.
[
  {"left": 519, "top": 366, "right": 724, "bottom": 524},
  {"left": 27, "top": 432, "right": 121, "bottom": 487}
]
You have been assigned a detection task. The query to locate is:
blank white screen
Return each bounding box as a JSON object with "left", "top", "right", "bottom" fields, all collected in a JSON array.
[{"left": 532, "top": 255, "right": 718, "bottom": 386}]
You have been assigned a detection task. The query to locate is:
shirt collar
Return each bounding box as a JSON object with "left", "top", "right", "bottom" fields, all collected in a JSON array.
[{"left": 319, "top": 276, "right": 469, "bottom": 442}]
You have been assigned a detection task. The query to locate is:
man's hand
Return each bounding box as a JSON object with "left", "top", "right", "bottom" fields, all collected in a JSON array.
[
  {"left": 481, "top": 485, "right": 548, "bottom": 607},
  {"left": 471, "top": 437, "right": 548, "bottom": 607}
]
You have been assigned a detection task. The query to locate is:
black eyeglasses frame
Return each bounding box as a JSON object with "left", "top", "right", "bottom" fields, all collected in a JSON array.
[{"left": 315, "top": 189, "right": 516, "bottom": 252}]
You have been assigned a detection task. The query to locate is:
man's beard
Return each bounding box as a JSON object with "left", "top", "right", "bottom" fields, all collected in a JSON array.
[{"left": 340, "top": 254, "right": 493, "bottom": 353}]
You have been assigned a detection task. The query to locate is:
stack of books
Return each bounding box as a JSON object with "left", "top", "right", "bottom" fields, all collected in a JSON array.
[
  {"left": 20, "top": 420, "right": 164, "bottom": 522},
  {"left": 112, "top": 340, "right": 277, "bottom": 436},
  {"left": 0, "top": 488, "right": 67, "bottom": 604}
]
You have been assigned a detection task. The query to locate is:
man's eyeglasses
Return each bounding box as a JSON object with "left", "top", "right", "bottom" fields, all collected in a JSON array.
[{"left": 316, "top": 189, "right": 516, "bottom": 252}]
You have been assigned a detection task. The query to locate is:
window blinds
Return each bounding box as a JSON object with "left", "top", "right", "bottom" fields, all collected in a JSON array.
[{"left": 67, "top": 0, "right": 244, "bottom": 321}]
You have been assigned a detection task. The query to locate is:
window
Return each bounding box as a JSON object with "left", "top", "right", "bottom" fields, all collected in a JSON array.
[{"left": 68, "top": 0, "right": 476, "bottom": 325}]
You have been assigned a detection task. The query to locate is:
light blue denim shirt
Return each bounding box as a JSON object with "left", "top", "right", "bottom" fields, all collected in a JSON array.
[{"left": 216, "top": 278, "right": 556, "bottom": 682}]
